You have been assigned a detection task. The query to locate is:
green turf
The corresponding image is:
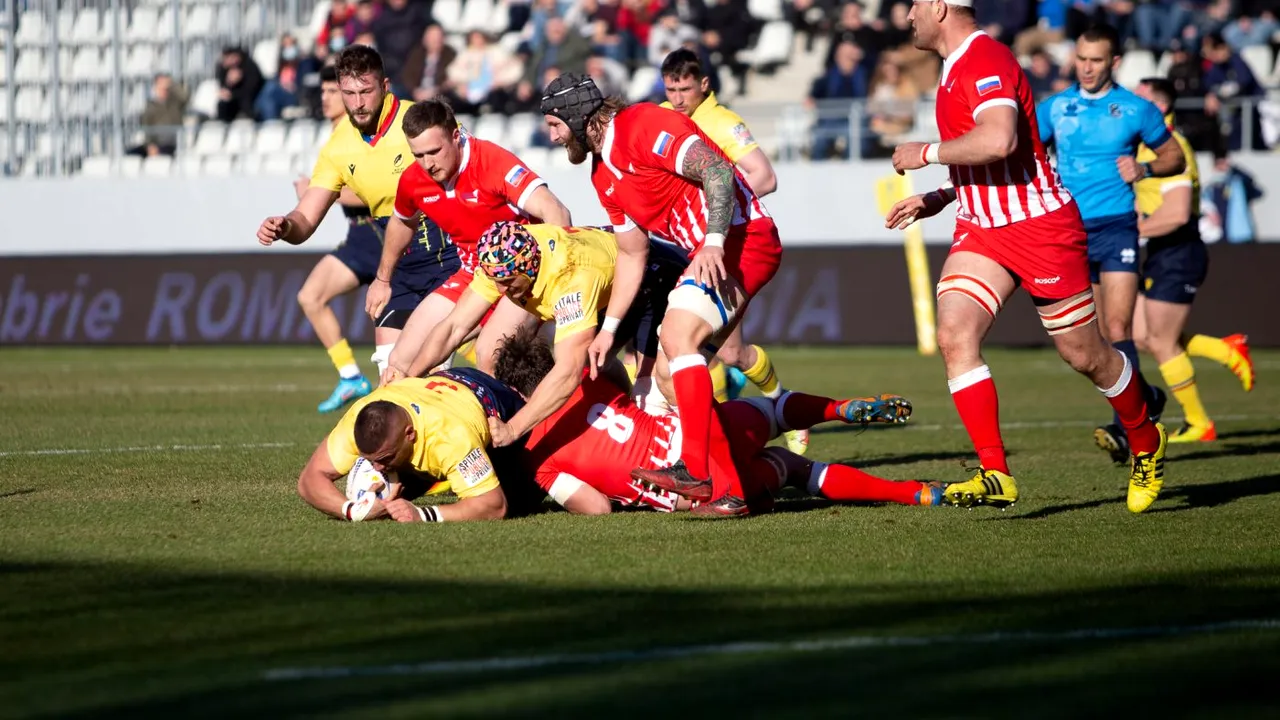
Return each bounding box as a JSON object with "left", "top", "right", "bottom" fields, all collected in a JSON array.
[{"left": 2, "top": 346, "right": 1278, "bottom": 718}]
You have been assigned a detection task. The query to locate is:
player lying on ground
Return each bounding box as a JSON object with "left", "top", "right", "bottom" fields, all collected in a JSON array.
[
  {"left": 384, "top": 221, "right": 685, "bottom": 449},
  {"left": 490, "top": 327, "right": 938, "bottom": 515},
  {"left": 364, "top": 98, "right": 573, "bottom": 378},
  {"left": 295, "top": 366, "right": 530, "bottom": 523}
]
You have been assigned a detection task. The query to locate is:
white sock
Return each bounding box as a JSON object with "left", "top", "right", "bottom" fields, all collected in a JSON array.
[
  {"left": 371, "top": 344, "right": 396, "bottom": 375},
  {"left": 338, "top": 363, "right": 361, "bottom": 380}
]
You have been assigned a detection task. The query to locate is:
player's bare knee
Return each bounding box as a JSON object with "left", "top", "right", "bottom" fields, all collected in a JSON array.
[
  {"left": 1104, "top": 316, "right": 1132, "bottom": 343},
  {"left": 937, "top": 322, "right": 982, "bottom": 367},
  {"left": 716, "top": 342, "right": 745, "bottom": 368},
  {"left": 296, "top": 287, "right": 323, "bottom": 314}
]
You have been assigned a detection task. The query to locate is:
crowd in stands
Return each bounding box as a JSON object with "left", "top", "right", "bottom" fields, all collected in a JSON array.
[{"left": 127, "top": 0, "right": 1280, "bottom": 161}]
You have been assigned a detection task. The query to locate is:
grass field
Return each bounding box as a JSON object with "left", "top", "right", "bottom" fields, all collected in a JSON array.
[{"left": 2, "top": 345, "right": 1279, "bottom": 718}]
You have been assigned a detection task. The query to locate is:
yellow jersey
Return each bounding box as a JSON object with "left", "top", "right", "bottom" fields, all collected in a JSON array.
[
  {"left": 469, "top": 225, "right": 617, "bottom": 343},
  {"left": 326, "top": 375, "right": 500, "bottom": 499},
  {"left": 310, "top": 94, "right": 415, "bottom": 217},
  {"left": 1136, "top": 117, "right": 1199, "bottom": 219},
  {"left": 660, "top": 92, "right": 759, "bottom": 163}
]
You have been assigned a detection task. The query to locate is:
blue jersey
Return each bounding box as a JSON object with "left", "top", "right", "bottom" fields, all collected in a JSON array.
[{"left": 1037, "top": 84, "right": 1170, "bottom": 221}]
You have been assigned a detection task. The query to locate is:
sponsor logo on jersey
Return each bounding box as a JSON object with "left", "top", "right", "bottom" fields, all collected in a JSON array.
[
  {"left": 605, "top": 184, "right": 615, "bottom": 196},
  {"left": 652, "top": 131, "right": 675, "bottom": 157},
  {"left": 731, "top": 123, "right": 755, "bottom": 147},
  {"left": 554, "top": 291, "right": 585, "bottom": 327},
  {"left": 1121, "top": 248, "right": 1136, "bottom": 264},
  {"left": 421, "top": 195, "right": 440, "bottom": 204},
  {"left": 457, "top": 447, "right": 493, "bottom": 488},
  {"left": 505, "top": 165, "right": 529, "bottom": 187},
  {"left": 1109, "top": 103, "right": 1122, "bottom": 118},
  {"left": 348, "top": 163, "right": 356, "bottom": 174},
  {"left": 976, "top": 76, "right": 1002, "bottom": 96},
  {"left": 1033, "top": 276, "right": 1061, "bottom": 284}
]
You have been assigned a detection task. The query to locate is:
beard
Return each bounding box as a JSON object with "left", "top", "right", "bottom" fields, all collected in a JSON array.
[
  {"left": 348, "top": 108, "right": 380, "bottom": 136},
  {"left": 564, "top": 131, "right": 589, "bottom": 165}
]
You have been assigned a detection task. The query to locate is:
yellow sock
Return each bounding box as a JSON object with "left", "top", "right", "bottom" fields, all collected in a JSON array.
[
  {"left": 623, "top": 358, "right": 639, "bottom": 383},
  {"left": 710, "top": 359, "right": 729, "bottom": 403},
  {"left": 743, "top": 345, "right": 781, "bottom": 399},
  {"left": 456, "top": 339, "right": 478, "bottom": 366},
  {"left": 326, "top": 339, "right": 360, "bottom": 378},
  {"left": 1160, "top": 352, "right": 1211, "bottom": 427},
  {"left": 1185, "top": 334, "right": 1232, "bottom": 366}
]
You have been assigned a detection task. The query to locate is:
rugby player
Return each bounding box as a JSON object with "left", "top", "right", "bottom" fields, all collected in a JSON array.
[
  {"left": 292, "top": 66, "right": 380, "bottom": 413},
  {"left": 1036, "top": 23, "right": 1184, "bottom": 461},
  {"left": 1131, "top": 77, "right": 1255, "bottom": 443},
  {"left": 491, "top": 327, "right": 938, "bottom": 515},
  {"left": 365, "top": 99, "right": 573, "bottom": 379},
  {"left": 295, "top": 366, "right": 529, "bottom": 523},
  {"left": 658, "top": 48, "right": 808, "bottom": 456},
  {"left": 386, "top": 221, "right": 686, "bottom": 447},
  {"left": 540, "top": 72, "right": 784, "bottom": 517},
  {"left": 257, "top": 45, "right": 459, "bottom": 380},
  {"left": 885, "top": 2, "right": 1168, "bottom": 513}
]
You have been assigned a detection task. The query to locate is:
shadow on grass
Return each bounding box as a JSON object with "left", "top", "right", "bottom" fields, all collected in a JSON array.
[
  {"left": 0, "top": 488, "right": 37, "bottom": 500},
  {"left": 5, "top": 560, "right": 1280, "bottom": 719},
  {"left": 1170, "top": 440, "right": 1280, "bottom": 463},
  {"left": 1010, "top": 473, "right": 1280, "bottom": 519}
]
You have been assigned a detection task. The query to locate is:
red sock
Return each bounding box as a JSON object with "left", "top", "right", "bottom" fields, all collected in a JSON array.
[
  {"left": 671, "top": 354, "right": 715, "bottom": 480},
  {"left": 707, "top": 413, "right": 746, "bottom": 499},
  {"left": 779, "top": 392, "right": 839, "bottom": 429},
  {"left": 948, "top": 365, "right": 1009, "bottom": 474},
  {"left": 1100, "top": 353, "right": 1159, "bottom": 453},
  {"left": 811, "top": 463, "right": 923, "bottom": 505}
]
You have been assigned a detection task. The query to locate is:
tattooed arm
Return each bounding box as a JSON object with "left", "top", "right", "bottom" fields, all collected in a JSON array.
[{"left": 678, "top": 139, "right": 737, "bottom": 241}]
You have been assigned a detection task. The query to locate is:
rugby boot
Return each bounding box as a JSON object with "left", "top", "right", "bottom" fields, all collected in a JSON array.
[
  {"left": 1094, "top": 423, "right": 1130, "bottom": 464},
  {"left": 690, "top": 493, "right": 751, "bottom": 518},
  {"left": 836, "top": 394, "right": 913, "bottom": 425},
  {"left": 1169, "top": 421, "right": 1217, "bottom": 444},
  {"left": 1224, "top": 334, "right": 1255, "bottom": 392},
  {"left": 318, "top": 375, "right": 372, "bottom": 413},
  {"left": 1127, "top": 423, "right": 1168, "bottom": 514},
  {"left": 631, "top": 461, "right": 714, "bottom": 502},
  {"left": 944, "top": 468, "right": 1019, "bottom": 509}
]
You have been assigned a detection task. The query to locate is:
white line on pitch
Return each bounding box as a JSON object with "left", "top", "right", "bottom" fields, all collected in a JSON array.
[
  {"left": 0, "top": 442, "right": 299, "bottom": 458},
  {"left": 1, "top": 384, "right": 317, "bottom": 398},
  {"left": 262, "top": 617, "right": 1280, "bottom": 681}
]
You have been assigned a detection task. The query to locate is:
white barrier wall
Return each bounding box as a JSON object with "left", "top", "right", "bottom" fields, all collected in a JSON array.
[{"left": 0, "top": 155, "right": 1273, "bottom": 255}]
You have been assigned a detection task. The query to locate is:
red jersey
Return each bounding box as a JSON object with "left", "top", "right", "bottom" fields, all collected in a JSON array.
[
  {"left": 935, "top": 32, "right": 1071, "bottom": 229},
  {"left": 590, "top": 103, "right": 768, "bottom": 254},
  {"left": 525, "top": 376, "right": 683, "bottom": 510},
  {"left": 393, "top": 134, "right": 546, "bottom": 271}
]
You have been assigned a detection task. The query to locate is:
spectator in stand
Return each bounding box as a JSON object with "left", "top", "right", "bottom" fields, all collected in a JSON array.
[
  {"left": 215, "top": 46, "right": 264, "bottom": 122},
  {"left": 298, "top": 40, "right": 336, "bottom": 119},
  {"left": 515, "top": 15, "right": 592, "bottom": 109},
  {"left": 373, "top": 0, "right": 432, "bottom": 98},
  {"left": 509, "top": 0, "right": 535, "bottom": 34},
  {"left": 1165, "top": 41, "right": 1228, "bottom": 156},
  {"left": 1013, "top": 0, "right": 1066, "bottom": 55},
  {"left": 704, "top": 0, "right": 753, "bottom": 92},
  {"left": 826, "top": 1, "right": 884, "bottom": 69},
  {"left": 255, "top": 33, "right": 307, "bottom": 120},
  {"left": 587, "top": 50, "right": 628, "bottom": 97},
  {"left": 1133, "top": 0, "right": 1193, "bottom": 52},
  {"left": 649, "top": 8, "right": 701, "bottom": 67},
  {"left": 578, "top": 0, "right": 626, "bottom": 62},
  {"left": 789, "top": 0, "right": 840, "bottom": 52},
  {"left": 1102, "top": 0, "right": 1137, "bottom": 46},
  {"left": 346, "top": 0, "right": 381, "bottom": 45},
  {"left": 880, "top": 1, "right": 913, "bottom": 48},
  {"left": 446, "top": 30, "right": 524, "bottom": 115},
  {"left": 316, "top": 0, "right": 356, "bottom": 54},
  {"left": 975, "top": 0, "right": 1032, "bottom": 46},
  {"left": 1026, "top": 48, "right": 1069, "bottom": 99},
  {"left": 808, "top": 40, "right": 870, "bottom": 160},
  {"left": 530, "top": 65, "right": 564, "bottom": 143},
  {"left": 1182, "top": 0, "right": 1231, "bottom": 48},
  {"left": 1202, "top": 31, "right": 1267, "bottom": 150},
  {"left": 526, "top": 0, "right": 576, "bottom": 53},
  {"left": 128, "top": 73, "right": 188, "bottom": 157},
  {"left": 403, "top": 23, "right": 458, "bottom": 102},
  {"left": 669, "top": 0, "right": 709, "bottom": 30},
  {"left": 617, "top": 0, "right": 665, "bottom": 68},
  {"left": 864, "top": 53, "right": 920, "bottom": 155},
  {"left": 1223, "top": 11, "right": 1279, "bottom": 49}
]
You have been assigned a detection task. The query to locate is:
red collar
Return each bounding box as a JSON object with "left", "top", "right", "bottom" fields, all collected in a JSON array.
[{"left": 365, "top": 95, "right": 400, "bottom": 147}]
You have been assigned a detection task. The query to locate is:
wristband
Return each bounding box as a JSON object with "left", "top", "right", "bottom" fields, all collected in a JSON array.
[
  {"left": 417, "top": 505, "right": 442, "bottom": 522},
  {"left": 342, "top": 501, "right": 355, "bottom": 521},
  {"left": 921, "top": 143, "right": 941, "bottom": 165},
  {"left": 600, "top": 316, "right": 622, "bottom": 334},
  {"left": 703, "top": 232, "right": 726, "bottom": 249}
]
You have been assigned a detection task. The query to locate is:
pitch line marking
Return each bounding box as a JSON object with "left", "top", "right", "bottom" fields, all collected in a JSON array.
[
  {"left": 4, "top": 413, "right": 1279, "bottom": 459},
  {"left": 262, "top": 617, "right": 1280, "bottom": 681}
]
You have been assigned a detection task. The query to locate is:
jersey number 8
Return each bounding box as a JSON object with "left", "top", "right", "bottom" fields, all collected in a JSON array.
[{"left": 587, "top": 403, "right": 634, "bottom": 443}]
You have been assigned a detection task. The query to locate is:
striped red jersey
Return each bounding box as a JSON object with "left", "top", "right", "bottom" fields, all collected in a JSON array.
[
  {"left": 590, "top": 103, "right": 768, "bottom": 254},
  {"left": 935, "top": 32, "right": 1073, "bottom": 229}
]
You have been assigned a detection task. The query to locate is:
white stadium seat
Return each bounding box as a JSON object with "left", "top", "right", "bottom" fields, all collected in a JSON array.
[
  {"left": 1241, "top": 46, "right": 1274, "bottom": 88},
  {"left": 154, "top": 6, "right": 179, "bottom": 43},
  {"left": 518, "top": 146, "right": 549, "bottom": 174},
  {"left": 747, "top": 0, "right": 784, "bottom": 22},
  {"left": 14, "top": 50, "right": 46, "bottom": 83},
  {"left": 628, "top": 66, "right": 659, "bottom": 102},
  {"left": 185, "top": 5, "right": 216, "bottom": 39},
  {"left": 239, "top": 153, "right": 267, "bottom": 175},
  {"left": 202, "top": 154, "right": 236, "bottom": 176},
  {"left": 284, "top": 120, "right": 318, "bottom": 153},
  {"left": 118, "top": 155, "right": 144, "bottom": 178},
  {"left": 253, "top": 38, "right": 280, "bottom": 79},
  {"left": 15, "top": 11, "right": 49, "bottom": 47},
  {"left": 128, "top": 7, "right": 160, "bottom": 42},
  {"left": 193, "top": 121, "right": 228, "bottom": 156},
  {"left": 308, "top": 1, "right": 333, "bottom": 42},
  {"left": 506, "top": 113, "right": 537, "bottom": 150},
  {"left": 142, "top": 155, "right": 174, "bottom": 177},
  {"left": 189, "top": 79, "right": 221, "bottom": 118},
  {"left": 176, "top": 154, "right": 203, "bottom": 176},
  {"left": 461, "top": 0, "right": 494, "bottom": 32},
  {"left": 473, "top": 113, "right": 507, "bottom": 144},
  {"left": 739, "top": 21, "right": 793, "bottom": 69},
  {"left": 222, "top": 119, "right": 257, "bottom": 155},
  {"left": 71, "top": 9, "right": 102, "bottom": 46},
  {"left": 254, "top": 121, "right": 289, "bottom": 153},
  {"left": 242, "top": 2, "right": 266, "bottom": 37},
  {"left": 487, "top": 0, "right": 511, "bottom": 35},
  {"left": 80, "top": 156, "right": 114, "bottom": 177},
  {"left": 1116, "top": 50, "right": 1156, "bottom": 89},
  {"left": 435, "top": 0, "right": 464, "bottom": 33},
  {"left": 261, "top": 153, "right": 298, "bottom": 176},
  {"left": 124, "top": 44, "right": 157, "bottom": 79}
]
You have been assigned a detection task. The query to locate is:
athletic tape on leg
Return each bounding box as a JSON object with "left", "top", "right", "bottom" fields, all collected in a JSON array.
[
  {"left": 668, "top": 279, "right": 731, "bottom": 333},
  {"left": 1040, "top": 295, "right": 1098, "bottom": 336},
  {"left": 937, "top": 273, "right": 1003, "bottom": 319}
]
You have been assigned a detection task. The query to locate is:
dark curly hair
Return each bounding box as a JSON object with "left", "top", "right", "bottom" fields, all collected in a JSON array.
[{"left": 492, "top": 325, "right": 554, "bottom": 397}]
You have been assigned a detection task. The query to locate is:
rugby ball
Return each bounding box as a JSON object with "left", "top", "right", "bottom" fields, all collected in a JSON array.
[{"left": 345, "top": 457, "right": 400, "bottom": 503}]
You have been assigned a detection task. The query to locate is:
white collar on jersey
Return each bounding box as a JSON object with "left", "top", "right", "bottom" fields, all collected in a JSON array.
[
  {"left": 940, "top": 30, "right": 986, "bottom": 87},
  {"left": 1077, "top": 83, "right": 1115, "bottom": 101},
  {"left": 444, "top": 133, "right": 473, "bottom": 192},
  {"left": 599, "top": 116, "right": 623, "bottom": 180}
]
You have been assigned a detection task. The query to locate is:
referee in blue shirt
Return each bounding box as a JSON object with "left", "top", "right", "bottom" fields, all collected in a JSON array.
[{"left": 1038, "top": 23, "right": 1186, "bottom": 462}]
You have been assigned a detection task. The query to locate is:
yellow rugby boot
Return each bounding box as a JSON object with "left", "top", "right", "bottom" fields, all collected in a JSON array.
[
  {"left": 944, "top": 468, "right": 1018, "bottom": 509},
  {"left": 1127, "top": 423, "right": 1168, "bottom": 514}
]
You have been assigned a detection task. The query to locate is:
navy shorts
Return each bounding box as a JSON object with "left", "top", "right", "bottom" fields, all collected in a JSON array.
[
  {"left": 329, "top": 218, "right": 384, "bottom": 286},
  {"left": 373, "top": 216, "right": 461, "bottom": 323},
  {"left": 1085, "top": 212, "right": 1140, "bottom": 282},
  {"left": 612, "top": 240, "right": 688, "bottom": 358},
  {"left": 433, "top": 367, "right": 538, "bottom": 507},
  {"left": 1142, "top": 225, "right": 1209, "bottom": 305}
]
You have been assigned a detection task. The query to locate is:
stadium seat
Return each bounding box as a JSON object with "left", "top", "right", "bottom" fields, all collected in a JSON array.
[
  {"left": 473, "top": 113, "right": 507, "bottom": 144},
  {"left": 202, "top": 154, "right": 236, "bottom": 176},
  {"left": 69, "top": 9, "right": 101, "bottom": 46},
  {"left": 519, "top": 145, "right": 549, "bottom": 174},
  {"left": 186, "top": 44, "right": 210, "bottom": 78},
  {"left": 457, "top": 114, "right": 476, "bottom": 132},
  {"left": 261, "top": 153, "right": 298, "bottom": 176},
  {"left": 1116, "top": 50, "right": 1155, "bottom": 89},
  {"left": 255, "top": 120, "right": 288, "bottom": 153},
  {"left": 193, "top": 121, "right": 228, "bottom": 156},
  {"left": 487, "top": 0, "right": 511, "bottom": 36},
  {"left": 69, "top": 47, "right": 101, "bottom": 83},
  {"left": 127, "top": 7, "right": 160, "bottom": 43},
  {"left": 176, "top": 154, "right": 203, "bottom": 176},
  {"left": 1241, "top": 46, "right": 1274, "bottom": 89},
  {"left": 189, "top": 79, "right": 221, "bottom": 119},
  {"left": 434, "top": 0, "right": 464, "bottom": 32},
  {"left": 80, "top": 156, "right": 114, "bottom": 177},
  {"left": 239, "top": 153, "right": 267, "bottom": 175},
  {"left": 628, "top": 66, "right": 659, "bottom": 102},
  {"left": 284, "top": 120, "right": 318, "bottom": 153},
  {"left": 506, "top": 113, "right": 537, "bottom": 150},
  {"left": 124, "top": 44, "right": 157, "bottom": 79},
  {"left": 118, "top": 155, "right": 144, "bottom": 178},
  {"left": 242, "top": 2, "right": 266, "bottom": 37},
  {"left": 253, "top": 38, "right": 280, "bottom": 79},
  {"left": 461, "top": 0, "right": 494, "bottom": 32},
  {"left": 15, "top": 11, "right": 48, "bottom": 47},
  {"left": 142, "top": 155, "right": 173, "bottom": 177},
  {"left": 223, "top": 119, "right": 257, "bottom": 155},
  {"left": 56, "top": 10, "right": 76, "bottom": 40},
  {"left": 549, "top": 145, "right": 577, "bottom": 169},
  {"left": 185, "top": 5, "right": 216, "bottom": 39},
  {"left": 498, "top": 31, "right": 523, "bottom": 54},
  {"left": 311, "top": 120, "right": 332, "bottom": 149},
  {"left": 747, "top": 0, "right": 784, "bottom": 22},
  {"left": 307, "top": 1, "right": 333, "bottom": 42},
  {"left": 0, "top": 93, "right": 8, "bottom": 123},
  {"left": 738, "top": 22, "right": 794, "bottom": 69},
  {"left": 14, "top": 50, "right": 46, "bottom": 84}
]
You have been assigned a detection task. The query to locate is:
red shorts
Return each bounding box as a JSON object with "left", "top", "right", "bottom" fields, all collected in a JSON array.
[
  {"left": 431, "top": 267, "right": 498, "bottom": 326},
  {"left": 689, "top": 218, "right": 782, "bottom": 298},
  {"left": 953, "top": 204, "right": 1089, "bottom": 301}
]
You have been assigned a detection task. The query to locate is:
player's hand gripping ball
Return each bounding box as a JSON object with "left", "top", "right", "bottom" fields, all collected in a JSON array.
[{"left": 345, "top": 457, "right": 401, "bottom": 521}]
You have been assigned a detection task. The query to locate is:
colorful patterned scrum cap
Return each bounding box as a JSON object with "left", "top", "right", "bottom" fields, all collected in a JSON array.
[{"left": 477, "top": 221, "right": 541, "bottom": 281}]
